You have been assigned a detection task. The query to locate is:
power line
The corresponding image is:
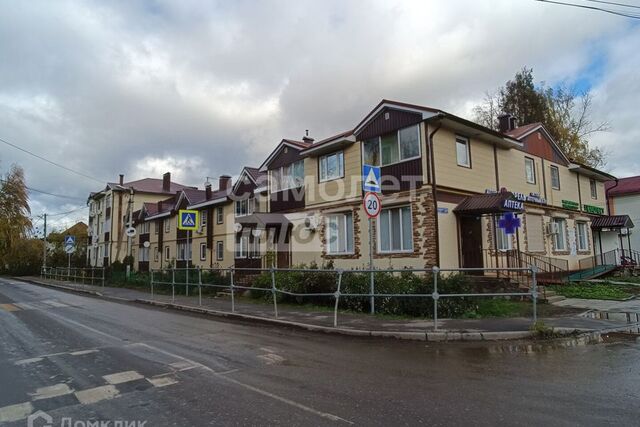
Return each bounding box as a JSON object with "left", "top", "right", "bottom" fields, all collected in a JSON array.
[
  {"left": 0, "top": 136, "right": 106, "bottom": 184},
  {"left": 39, "top": 206, "right": 88, "bottom": 217},
  {"left": 535, "top": 0, "right": 640, "bottom": 18},
  {"left": 584, "top": 0, "right": 640, "bottom": 10},
  {"left": 0, "top": 178, "right": 87, "bottom": 201}
]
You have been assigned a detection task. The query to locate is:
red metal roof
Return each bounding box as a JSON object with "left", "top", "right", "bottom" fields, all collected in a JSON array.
[
  {"left": 107, "top": 178, "right": 195, "bottom": 194},
  {"left": 591, "top": 215, "right": 634, "bottom": 229},
  {"left": 504, "top": 123, "right": 542, "bottom": 139},
  {"left": 606, "top": 175, "right": 640, "bottom": 196}
]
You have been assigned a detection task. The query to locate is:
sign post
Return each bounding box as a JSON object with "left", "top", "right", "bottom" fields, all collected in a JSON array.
[
  {"left": 64, "top": 235, "right": 76, "bottom": 279},
  {"left": 363, "top": 180, "right": 382, "bottom": 315},
  {"left": 178, "top": 210, "right": 199, "bottom": 285}
]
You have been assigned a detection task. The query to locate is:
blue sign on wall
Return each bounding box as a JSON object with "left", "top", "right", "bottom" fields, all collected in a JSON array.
[{"left": 362, "top": 164, "right": 381, "bottom": 193}]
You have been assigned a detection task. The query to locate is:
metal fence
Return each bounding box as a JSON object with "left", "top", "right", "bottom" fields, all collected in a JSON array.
[
  {"left": 41, "top": 266, "right": 105, "bottom": 287},
  {"left": 148, "top": 266, "right": 539, "bottom": 331}
]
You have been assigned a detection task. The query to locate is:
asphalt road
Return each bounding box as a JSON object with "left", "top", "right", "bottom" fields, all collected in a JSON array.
[{"left": 0, "top": 277, "right": 639, "bottom": 426}]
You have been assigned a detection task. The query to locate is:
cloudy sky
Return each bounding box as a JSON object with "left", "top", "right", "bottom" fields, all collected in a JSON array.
[{"left": 1, "top": 0, "right": 639, "bottom": 232}]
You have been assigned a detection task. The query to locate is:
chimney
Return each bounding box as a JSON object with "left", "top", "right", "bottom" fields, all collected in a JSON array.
[
  {"left": 162, "top": 172, "right": 171, "bottom": 192},
  {"left": 119, "top": 174, "right": 124, "bottom": 185},
  {"left": 157, "top": 200, "right": 162, "bottom": 211},
  {"left": 302, "top": 131, "right": 314, "bottom": 145},
  {"left": 498, "top": 114, "right": 516, "bottom": 133},
  {"left": 218, "top": 175, "right": 232, "bottom": 191},
  {"left": 205, "top": 182, "right": 212, "bottom": 200}
]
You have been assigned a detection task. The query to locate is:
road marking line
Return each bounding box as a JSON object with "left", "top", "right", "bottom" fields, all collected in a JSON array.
[
  {"left": 0, "top": 402, "right": 33, "bottom": 423},
  {"left": 0, "top": 303, "right": 20, "bottom": 312},
  {"left": 42, "top": 311, "right": 352, "bottom": 424},
  {"left": 13, "top": 302, "right": 37, "bottom": 310},
  {"left": 147, "top": 376, "right": 179, "bottom": 388},
  {"left": 103, "top": 371, "right": 144, "bottom": 385},
  {"left": 70, "top": 349, "right": 99, "bottom": 356},
  {"left": 136, "top": 343, "right": 353, "bottom": 425},
  {"left": 15, "top": 357, "right": 44, "bottom": 366},
  {"left": 75, "top": 385, "right": 119, "bottom": 405},
  {"left": 30, "top": 383, "right": 74, "bottom": 401},
  {"left": 169, "top": 361, "right": 198, "bottom": 371},
  {"left": 258, "top": 353, "right": 285, "bottom": 365},
  {"left": 41, "top": 300, "right": 68, "bottom": 308}
]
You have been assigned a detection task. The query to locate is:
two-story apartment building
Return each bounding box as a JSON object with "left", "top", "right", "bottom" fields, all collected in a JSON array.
[{"left": 87, "top": 172, "right": 194, "bottom": 267}]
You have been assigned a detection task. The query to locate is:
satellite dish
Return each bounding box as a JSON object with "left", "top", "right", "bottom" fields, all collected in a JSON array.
[
  {"left": 125, "top": 227, "right": 137, "bottom": 237},
  {"left": 252, "top": 228, "right": 263, "bottom": 238},
  {"left": 233, "top": 223, "right": 243, "bottom": 233},
  {"left": 143, "top": 241, "right": 150, "bottom": 248}
]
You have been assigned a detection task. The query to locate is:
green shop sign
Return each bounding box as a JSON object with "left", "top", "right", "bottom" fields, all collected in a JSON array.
[
  {"left": 583, "top": 204, "right": 604, "bottom": 215},
  {"left": 562, "top": 200, "right": 579, "bottom": 211}
]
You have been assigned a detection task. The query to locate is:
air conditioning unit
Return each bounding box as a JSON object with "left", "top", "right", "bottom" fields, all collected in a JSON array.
[
  {"left": 620, "top": 229, "right": 631, "bottom": 236},
  {"left": 304, "top": 215, "right": 319, "bottom": 231},
  {"left": 547, "top": 222, "right": 559, "bottom": 235}
]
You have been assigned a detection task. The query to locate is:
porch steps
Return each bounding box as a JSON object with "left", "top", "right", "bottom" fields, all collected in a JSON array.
[{"left": 538, "top": 286, "right": 566, "bottom": 304}]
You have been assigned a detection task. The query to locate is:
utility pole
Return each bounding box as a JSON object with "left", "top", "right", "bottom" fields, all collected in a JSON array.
[
  {"left": 126, "top": 188, "right": 134, "bottom": 279},
  {"left": 42, "top": 213, "right": 47, "bottom": 269}
]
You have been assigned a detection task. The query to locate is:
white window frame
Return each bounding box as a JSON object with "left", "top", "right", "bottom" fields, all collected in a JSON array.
[
  {"left": 216, "top": 241, "right": 224, "bottom": 261},
  {"left": 200, "top": 211, "right": 207, "bottom": 226},
  {"left": 216, "top": 207, "right": 224, "bottom": 224},
  {"left": 139, "top": 247, "right": 149, "bottom": 262},
  {"left": 164, "top": 218, "right": 170, "bottom": 233},
  {"left": 270, "top": 160, "right": 305, "bottom": 193},
  {"left": 495, "top": 221, "right": 513, "bottom": 251},
  {"left": 455, "top": 136, "right": 471, "bottom": 168},
  {"left": 165, "top": 246, "right": 170, "bottom": 260},
  {"left": 200, "top": 243, "right": 207, "bottom": 261},
  {"left": 326, "top": 212, "right": 354, "bottom": 254},
  {"left": 154, "top": 246, "right": 159, "bottom": 262},
  {"left": 177, "top": 241, "right": 192, "bottom": 261},
  {"left": 550, "top": 165, "right": 560, "bottom": 190},
  {"left": 154, "top": 221, "right": 159, "bottom": 235},
  {"left": 362, "top": 124, "right": 421, "bottom": 167},
  {"left": 377, "top": 205, "right": 413, "bottom": 253},
  {"left": 553, "top": 218, "right": 567, "bottom": 251},
  {"left": 525, "top": 157, "right": 536, "bottom": 184},
  {"left": 319, "top": 151, "right": 345, "bottom": 182},
  {"left": 576, "top": 222, "right": 589, "bottom": 251},
  {"left": 235, "top": 198, "right": 254, "bottom": 217},
  {"left": 235, "top": 234, "right": 249, "bottom": 259},
  {"left": 590, "top": 179, "right": 598, "bottom": 199}
]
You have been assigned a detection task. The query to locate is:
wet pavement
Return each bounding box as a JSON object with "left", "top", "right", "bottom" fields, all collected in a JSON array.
[
  {"left": 1, "top": 277, "right": 639, "bottom": 425},
  {"left": 17, "top": 276, "right": 631, "bottom": 334}
]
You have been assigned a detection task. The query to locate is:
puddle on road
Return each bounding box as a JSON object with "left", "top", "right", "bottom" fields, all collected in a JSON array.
[{"left": 583, "top": 310, "right": 640, "bottom": 334}]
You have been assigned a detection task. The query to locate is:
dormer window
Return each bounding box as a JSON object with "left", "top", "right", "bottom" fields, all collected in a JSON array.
[
  {"left": 235, "top": 198, "right": 254, "bottom": 217},
  {"left": 270, "top": 160, "right": 304, "bottom": 192}
]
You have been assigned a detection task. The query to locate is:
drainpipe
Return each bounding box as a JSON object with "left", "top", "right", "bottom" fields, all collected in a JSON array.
[
  {"left": 605, "top": 178, "right": 619, "bottom": 216},
  {"left": 427, "top": 116, "right": 443, "bottom": 266}
]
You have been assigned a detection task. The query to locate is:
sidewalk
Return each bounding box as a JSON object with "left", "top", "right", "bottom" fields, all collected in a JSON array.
[{"left": 15, "top": 276, "right": 639, "bottom": 341}]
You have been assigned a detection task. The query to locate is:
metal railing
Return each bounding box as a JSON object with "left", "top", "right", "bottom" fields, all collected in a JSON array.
[
  {"left": 482, "top": 249, "right": 568, "bottom": 285},
  {"left": 41, "top": 266, "right": 105, "bottom": 287},
  {"left": 147, "top": 266, "right": 540, "bottom": 330}
]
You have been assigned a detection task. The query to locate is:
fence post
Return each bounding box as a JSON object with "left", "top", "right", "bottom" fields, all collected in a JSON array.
[
  {"left": 90, "top": 268, "right": 94, "bottom": 286},
  {"left": 432, "top": 266, "right": 440, "bottom": 331},
  {"left": 334, "top": 269, "right": 344, "bottom": 328},
  {"left": 198, "top": 267, "right": 202, "bottom": 306},
  {"left": 531, "top": 266, "right": 538, "bottom": 325},
  {"left": 271, "top": 267, "right": 278, "bottom": 318},
  {"left": 171, "top": 267, "right": 176, "bottom": 303},
  {"left": 150, "top": 269, "right": 155, "bottom": 300},
  {"left": 230, "top": 268, "right": 236, "bottom": 313},
  {"left": 186, "top": 267, "right": 189, "bottom": 297},
  {"left": 101, "top": 267, "right": 105, "bottom": 288}
]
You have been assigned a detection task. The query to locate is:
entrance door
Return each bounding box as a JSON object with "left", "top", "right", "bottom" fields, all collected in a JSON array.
[
  {"left": 270, "top": 226, "right": 291, "bottom": 268},
  {"left": 459, "top": 215, "right": 483, "bottom": 269}
]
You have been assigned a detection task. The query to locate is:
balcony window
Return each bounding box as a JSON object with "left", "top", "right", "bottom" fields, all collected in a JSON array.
[{"left": 362, "top": 124, "right": 420, "bottom": 167}]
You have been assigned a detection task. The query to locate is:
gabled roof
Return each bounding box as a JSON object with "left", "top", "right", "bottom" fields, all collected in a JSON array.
[
  {"left": 300, "top": 130, "right": 356, "bottom": 157},
  {"left": 186, "top": 188, "right": 230, "bottom": 210},
  {"left": 606, "top": 175, "right": 640, "bottom": 196},
  {"left": 232, "top": 166, "right": 268, "bottom": 193},
  {"left": 145, "top": 195, "right": 178, "bottom": 220},
  {"left": 568, "top": 161, "right": 616, "bottom": 182},
  {"left": 505, "top": 122, "right": 542, "bottom": 139},
  {"left": 105, "top": 178, "right": 195, "bottom": 194},
  {"left": 258, "top": 139, "right": 311, "bottom": 171},
  {"left": 505, "top": 122, "right": 571, "bottom": 165}
]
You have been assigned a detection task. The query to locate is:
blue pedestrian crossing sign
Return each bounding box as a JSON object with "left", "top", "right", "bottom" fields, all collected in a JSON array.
[
  {"left": 178, "top": 209, "right": 199, "bottom": 231},
  {"left": 362, "top": 164, "right": 381, "bottom": 193},
  {"left": 64, "top": 235, "right": 76, "bottom": 246}
]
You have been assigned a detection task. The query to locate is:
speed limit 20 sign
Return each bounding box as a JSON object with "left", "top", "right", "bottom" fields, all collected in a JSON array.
[{"left": 363, "top": 192, "right": 382, "bottom": 218}]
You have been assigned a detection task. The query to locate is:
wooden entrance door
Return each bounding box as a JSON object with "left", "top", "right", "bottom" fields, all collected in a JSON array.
[
  {"left": 269, "top": 227, "right": 291, "bottom": 268},
  {"left": 459, "top": 215, "right": 483, "bottom": 270}
]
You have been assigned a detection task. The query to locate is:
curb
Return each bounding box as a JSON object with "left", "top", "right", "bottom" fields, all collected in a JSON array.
[{"left": 13, "top": 277, "right": 611, "bottom": 343}]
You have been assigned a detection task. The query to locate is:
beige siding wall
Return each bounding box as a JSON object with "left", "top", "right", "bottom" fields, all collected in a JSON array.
[
  {"left": 305, "top": 142, "right": 362, "bottom": 206},
  {"left": 437, "top": 202, "right": 459, "bottom": 269}
]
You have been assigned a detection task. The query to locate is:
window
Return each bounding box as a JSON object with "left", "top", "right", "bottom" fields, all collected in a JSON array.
[
  {"left": 319, "top": 151, "right": 344, "bottom": 182},
  {"left": 362, "top": 124, "right": 420, "bottom": 167},
  {"left": 165, "top": 246, "right": 170, "bottom": 260},
  {"left": 553, "top": 218, "right": 567, "bottom": 251},
  {"left": 235, "top": 198, "right": 254, "bottom": 217},
  {"left": 235, "top": 234, "right": 248, "bottom": 258},
  {"left": 177, "top": 241, "right": 192, "bottom": 261},
  {"left": 271, "top": 160, "right": 304, "bottom": 192},
  {"left": 139, "top": 222, "right": 150, "bottom": 234},
  {"left": 139, "top": 247, "right": 149, "bottom": 262},
  {"left": 378, "top": 206, "right": 413, "bottom": 252},
  {"left": 154, "top": 221, "right": 159, "bottom": 235},
  {"left": 216, "top": 241, "right": 224, "bottom": 261},
  {"left": 200, "top": 243, "right": 207, "bottom": 261},
  {"left": 525, "top": 157, "right": 536, "bottom": 184},
  {"left": 326, "top": 213, "right": 354, "bottom": 254},
  {"left": 456, "top": 136, "right": 470, "bottom": 167},
  {"left": 104, "top": 244, "right": 109, "bottom": 258},
  {"left": 164, "top": 218, "right": 170, "bottom": 233},
  {"left": 154, "top": 246, "right": 159, "bottom": 262},
  {"left": 495, "top": 221, "right": 512, "bottom": 251},
  {"left": 590, "top": 179, "right": 597, "bottom": 199},
  {"left": 216, "top": 206, "right": 224, "bottom": 224},
  {"left": 550, "top": 165, "right": 560, "bottom": 190},
  {"left": 576, "top": 222, "right": 588, "bottom": 251},
  {"left": 200, "top": 211, "right": 207, "bottom": 226}
]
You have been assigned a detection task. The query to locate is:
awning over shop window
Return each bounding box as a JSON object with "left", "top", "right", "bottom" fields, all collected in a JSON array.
[
  {"left": 453, "top": 191, "right": 524, "bottom": 216},
  {"left": 590, "top": 215, "right": 634, "bottom": 230}
]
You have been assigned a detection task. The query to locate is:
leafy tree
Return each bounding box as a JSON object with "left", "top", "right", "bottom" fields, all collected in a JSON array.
[
  {"left": 473, "top": 67, "right": 607, "bottom": 167},
  {"left": 47, "top": 223, "right": 88, "bottom": 267},
  {"left": 0, "top": 165, "right": 32, "bottom": 263}
]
